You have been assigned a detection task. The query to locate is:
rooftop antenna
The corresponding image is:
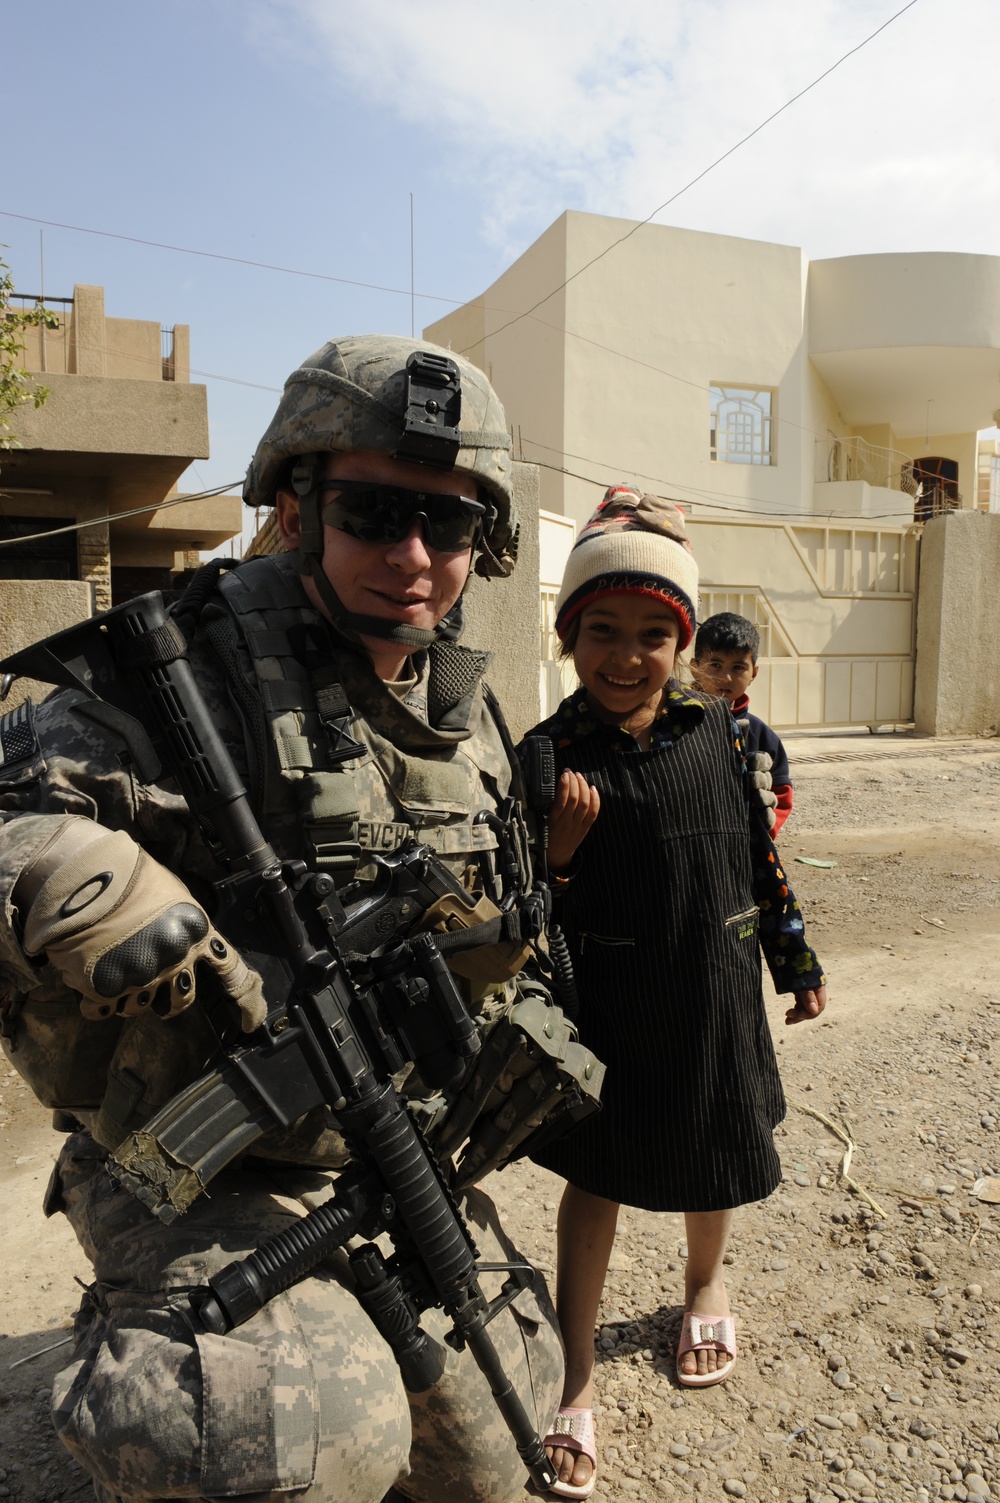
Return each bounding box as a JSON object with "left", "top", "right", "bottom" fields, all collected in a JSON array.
[
  {"left": 39, "top": 229, "right": 47, "bottom": 373},
  {"left": 410, "top": 192, "right": 415, "bottom": 338}
]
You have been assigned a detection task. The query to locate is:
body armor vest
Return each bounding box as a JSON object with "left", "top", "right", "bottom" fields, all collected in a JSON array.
[{"left": 211, "top": 554, "right": 518, "bottom": 894}]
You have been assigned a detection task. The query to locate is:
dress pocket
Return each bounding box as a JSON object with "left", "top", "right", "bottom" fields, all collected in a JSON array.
[
  {"left": 578, "top": 931, "right": 636, "bottom": 953},
  {"left": 724, "top": 907, "right": 759, "bottom": 943}
]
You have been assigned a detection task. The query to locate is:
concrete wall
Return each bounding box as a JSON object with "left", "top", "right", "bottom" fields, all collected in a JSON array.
[
  {"left": 19, "top": 284, "right": 190, "bottom": 385},
  {"left": 426, "top": 217, "right": 568, "bottom": 519},
  {"left": 10, "top": 372, "right": 208, "bottom": 459},
  {"left": 914, "top": 512, "right": 1000, "bottom": 736},
  {"left": 0, "top": 581, "right": 93, "bottom": 710},
  {"left": 462, "top": 460, "right": 540, "bottom": 740}
]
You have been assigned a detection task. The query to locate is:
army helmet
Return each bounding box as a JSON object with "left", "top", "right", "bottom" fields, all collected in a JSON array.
[{"left": 243, "top": 334, "right": 517, "bottom": 580}]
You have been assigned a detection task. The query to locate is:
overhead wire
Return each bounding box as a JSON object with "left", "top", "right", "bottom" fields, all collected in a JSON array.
[
  {"left": 0, "top": 210, "right": 464, "bottom": 307},
  {"left": 0, "top": 1, "right": 934, "bottom": 538},
  {"left": 458, "top": 0, "right": 921, "bottom": 352},
  {"left": 2, "top": 6, "right": 921, "bottom": 403},
  {"left": 1, "top": 2, "right": 920, "bottom": 347},
  {"left": 524, "top": 452, "right": 925, "bottom": 525},
  {"left": 0, "top": 481, "right": 242, "bottom": 548},
  {"left": 0, "top": 452, "right": 924, "bottom": 544},
  {"left": 2, "top": 4, "right": 925, "bottom": 459}
]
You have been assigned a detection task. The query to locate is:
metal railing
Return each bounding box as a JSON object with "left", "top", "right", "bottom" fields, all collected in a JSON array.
[
  {"left": 161, "top": 326, "right": 175, "bottom": 382},
  {"left": 817, "top": 436, "right": 963, "bottom": 520},
  {"left": 5, "top": 293, "right": 74, "bottom": 309},
  {"left": 817, "top": 435, "right": 918, "bottom": 493}
]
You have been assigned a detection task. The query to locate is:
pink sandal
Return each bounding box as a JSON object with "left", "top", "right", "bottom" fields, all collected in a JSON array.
[
  {"left": 541, "top": 1406, "right": 597, "bottom": 1499},
  {"left": 676, "top": 1311, "right": 737, "bottom": 1388}
]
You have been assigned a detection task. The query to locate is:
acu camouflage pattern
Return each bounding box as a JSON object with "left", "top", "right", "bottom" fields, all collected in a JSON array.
[
  {"left": 242, "top": 334, "right": 519, "bottom": 577},
  {"left": 213, "top": 553, "right": 517, "bottom": 889},
  {"left": 49, "top": 1133, "right": 562, "bottom": 1503},
  {"left": 0, "top": 554, "right": 564, "bottom": 1502}
]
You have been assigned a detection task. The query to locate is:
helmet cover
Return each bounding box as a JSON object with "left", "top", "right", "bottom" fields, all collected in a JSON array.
[{"left": 244, "top": 335, "right": 517, "bottom": 576}]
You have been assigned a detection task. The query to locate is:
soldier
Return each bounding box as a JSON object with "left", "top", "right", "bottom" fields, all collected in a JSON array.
[{"left": 0, "top": 337, "right": 566, "bottom": 1503}]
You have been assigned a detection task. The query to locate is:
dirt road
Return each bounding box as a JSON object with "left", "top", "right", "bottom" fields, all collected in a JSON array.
[{"left": 2, "top": 731, "right": 999, "bottom": 1503}]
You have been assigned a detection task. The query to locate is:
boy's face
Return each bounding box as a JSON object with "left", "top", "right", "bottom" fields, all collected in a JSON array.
[{"left": 694, "top": 647, "right": 758, "bottom": 704}]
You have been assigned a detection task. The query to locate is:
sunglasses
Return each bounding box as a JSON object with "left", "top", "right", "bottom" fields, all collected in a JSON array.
[{"left": 320, "top": 480, "right": 487, "bottom": 553}]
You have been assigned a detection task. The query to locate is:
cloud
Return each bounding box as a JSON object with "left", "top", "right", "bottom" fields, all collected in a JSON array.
[{"left": 245, "top": 0, "right": 1000, "bottom": 265}]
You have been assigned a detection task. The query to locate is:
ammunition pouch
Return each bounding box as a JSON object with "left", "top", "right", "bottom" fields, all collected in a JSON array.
[{"left": 433, "top": 981, "right": 604, "bottom": 1192}]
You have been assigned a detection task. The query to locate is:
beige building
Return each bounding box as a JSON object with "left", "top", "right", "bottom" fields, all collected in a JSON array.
[
  {"left": 1, "top": 283, "right": 241, "bottom": 615},
  {"left": 427, "top": 214, "right": 1000, "bottom": 728}
]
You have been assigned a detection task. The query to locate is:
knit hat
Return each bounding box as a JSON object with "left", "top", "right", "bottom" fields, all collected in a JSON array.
[{"left": 555, "top": 484, "right": 699, "bottom": 648}]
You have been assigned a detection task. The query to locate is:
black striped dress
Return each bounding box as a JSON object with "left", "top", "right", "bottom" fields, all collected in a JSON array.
[{"left": 527, "top": 684, "right": 824, "bottom": 1213}]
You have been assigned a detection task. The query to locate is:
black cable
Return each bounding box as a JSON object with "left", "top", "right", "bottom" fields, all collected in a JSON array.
[{"left": 460, "top": 0, "right": 921, "bottom": 352}]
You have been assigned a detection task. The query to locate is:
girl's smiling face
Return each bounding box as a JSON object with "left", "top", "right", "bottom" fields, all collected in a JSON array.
[{"left": 572, "top": 594, "right": 682, "bottom": 723}]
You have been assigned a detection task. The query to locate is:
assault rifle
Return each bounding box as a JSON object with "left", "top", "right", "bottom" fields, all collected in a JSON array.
[{"left": 0, "top": 591, "right": 563, "bottom": 1494}]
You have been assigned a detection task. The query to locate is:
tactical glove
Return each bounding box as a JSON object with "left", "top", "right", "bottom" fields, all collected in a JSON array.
[{"left": 20, "top": 818, "right": 266, "bottom": 1031}]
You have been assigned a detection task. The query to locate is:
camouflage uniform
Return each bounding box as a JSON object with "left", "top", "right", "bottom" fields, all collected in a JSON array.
[{"left": 0, "top": 550, "right": 564, "bottom": 1503}]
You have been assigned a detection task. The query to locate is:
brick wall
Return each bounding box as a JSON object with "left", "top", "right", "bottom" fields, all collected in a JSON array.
[{"left": 77, "top": 518, "right": 112, "bottom": 613}]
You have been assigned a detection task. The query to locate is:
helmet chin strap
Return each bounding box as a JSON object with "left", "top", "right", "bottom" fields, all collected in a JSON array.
[
  {"left": 296, "top": 551, "right": 440, "bottom": 651},
  {"left": 291, "top": 462, "right": 462, "bottom": 653}
]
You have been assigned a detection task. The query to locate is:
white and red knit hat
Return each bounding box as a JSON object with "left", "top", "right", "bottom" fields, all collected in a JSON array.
[{"left": 555, "top": 484, "right": 699, "bottom": 648}]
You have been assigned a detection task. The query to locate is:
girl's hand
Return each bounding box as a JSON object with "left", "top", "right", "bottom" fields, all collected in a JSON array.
[
  {"left": 547, "top": 770, "right": 600, "bottom": 872},
  {"left": 785, "top": 984, "right": 827, "bottom": 1025}
]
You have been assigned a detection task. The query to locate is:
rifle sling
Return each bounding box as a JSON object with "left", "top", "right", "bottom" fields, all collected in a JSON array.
[{"left": 432, "top": 909, "right": 523, "bottom": 955}]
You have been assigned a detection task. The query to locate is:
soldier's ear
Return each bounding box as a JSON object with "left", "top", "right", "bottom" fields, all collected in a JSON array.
[{"left": 275, "top": 490, "right": 301, "bottom": 550}]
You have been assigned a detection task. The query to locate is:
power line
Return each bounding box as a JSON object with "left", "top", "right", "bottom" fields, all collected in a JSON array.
[
  {"left": 0, "top": 0, "right": 924, "bottom": 455},
  {"left": 525, "top": 453, "right": 924, "bottom": 526},
  {"left": 526, "top": 316, "right": 843, "bottom": 449},
  {"left": 0, "top": 209, "right": 464, "bottom": 307},
  {"left": 0, "top": 455, "right": 926, "bottom": 555},
  {"left": 0, "top": 481, "right": 242, "bottom": 548},
  {"left": 463, "top": 0, "right": 921, "bottom": 352},
  {"left": 2, "top": 2, "right": 920, "bottom": 350}
]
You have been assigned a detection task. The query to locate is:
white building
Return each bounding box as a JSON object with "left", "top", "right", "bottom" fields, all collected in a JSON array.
[{"left": 427, "top": 214, "right": 1000, "bottom": 727}]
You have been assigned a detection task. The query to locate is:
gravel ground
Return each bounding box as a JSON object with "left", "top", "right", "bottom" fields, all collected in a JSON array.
[{"left": 2, "top": 731, "right": 999, "bottom": 1503}]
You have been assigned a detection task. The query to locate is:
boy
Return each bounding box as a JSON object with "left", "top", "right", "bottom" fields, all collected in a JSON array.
[{"left": 693, "top": 612, "right": 793, "bottom": 835}]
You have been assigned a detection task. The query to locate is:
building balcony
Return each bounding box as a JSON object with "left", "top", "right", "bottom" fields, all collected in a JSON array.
[{"left": 808, "top": 253, "right": 1000, "bottom": 433}]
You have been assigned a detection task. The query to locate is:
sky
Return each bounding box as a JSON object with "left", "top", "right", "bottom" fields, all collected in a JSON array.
[{"left": 3, "top": 0, "right": 998, "bottom": 546}]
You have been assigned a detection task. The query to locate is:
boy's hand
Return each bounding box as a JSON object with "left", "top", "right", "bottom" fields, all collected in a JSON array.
[
  {"left": 547, "top": 770, "right": 600, "bottom": 873},
  {"left": 785, "top": 984, "right": 827, "bottom": 1026}
]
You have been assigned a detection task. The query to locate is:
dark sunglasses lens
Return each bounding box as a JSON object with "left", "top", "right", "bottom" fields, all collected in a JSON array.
[
  {"left": 422, "top": 497, "right": 483, "bottom": 550},
  {"left": 319, "top": 498, "right": 396, "bottom": 542},
  {"left": 321, "top": 488, "right": 484, "bottom": 551}
]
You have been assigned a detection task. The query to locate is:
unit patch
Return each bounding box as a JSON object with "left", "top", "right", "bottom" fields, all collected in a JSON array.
[{"left": 0, "top": 700, "right": 45, "bottom": 785}]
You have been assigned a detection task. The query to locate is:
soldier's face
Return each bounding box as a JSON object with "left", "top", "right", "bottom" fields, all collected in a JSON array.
[{"left": 277, "top": 451, "right": 476, "bottom": 652}]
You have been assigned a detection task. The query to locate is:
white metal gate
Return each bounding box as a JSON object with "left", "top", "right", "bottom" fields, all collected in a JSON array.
[
  {"left": 692, "top": 518, "right": 919, "bottom": 730},
  {"left": 538, "top": 515, "right": 920, "bottom": 729}
]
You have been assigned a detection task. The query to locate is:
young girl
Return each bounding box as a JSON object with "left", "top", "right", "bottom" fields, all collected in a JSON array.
[{"left": 529, "top": 486, "right": 827, "bottom": 1500}]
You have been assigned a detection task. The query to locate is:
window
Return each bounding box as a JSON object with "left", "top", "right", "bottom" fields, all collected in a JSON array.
[{"left": 710, "top": 385, "right": 775, "bottom": 465}]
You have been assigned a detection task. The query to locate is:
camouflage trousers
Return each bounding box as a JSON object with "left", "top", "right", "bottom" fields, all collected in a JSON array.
[{"left": 45, "top": 1132, "right": 564, "bottom": 1503}]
